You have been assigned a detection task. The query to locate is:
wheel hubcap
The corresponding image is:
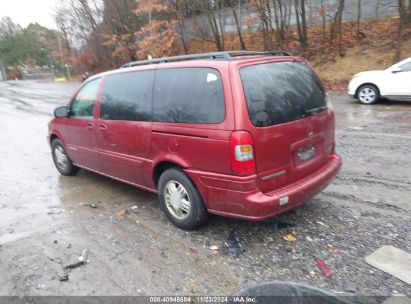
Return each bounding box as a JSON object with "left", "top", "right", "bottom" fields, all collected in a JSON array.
[
  {"left": 54, "top": 146, "right": 68, "bottom": 171},
  {"left": 359, "top": 88, "right": 376, "bottom": 103},
  {"left": 164, "top": 180, "right": 191, "bottom": 220}
]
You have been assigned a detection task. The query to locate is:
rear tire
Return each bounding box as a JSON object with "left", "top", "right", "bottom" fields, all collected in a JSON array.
[
  {"left": 158, "top": 168, "right": 208, "bottom": 230},
  {"left": 357, "top": 85, "right": 380, "bottom": 105},
  {"left": 51, "top": 139, "right": 79, "bottom": 176}
]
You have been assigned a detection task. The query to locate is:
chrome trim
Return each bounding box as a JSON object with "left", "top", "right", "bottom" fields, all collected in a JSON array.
[{"left": 261, "top": 169, "right": 287, "bottom": 181}]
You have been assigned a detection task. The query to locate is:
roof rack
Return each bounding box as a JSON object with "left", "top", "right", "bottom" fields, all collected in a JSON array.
[{"left": 121, "top": 50, "right": 291, "bottom": 68}]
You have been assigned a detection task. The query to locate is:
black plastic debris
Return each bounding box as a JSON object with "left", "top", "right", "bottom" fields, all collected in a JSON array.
[{"left": 225, "top": 232, "right": 243, "bottom": 256}]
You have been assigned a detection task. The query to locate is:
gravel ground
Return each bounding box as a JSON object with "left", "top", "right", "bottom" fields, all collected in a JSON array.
[{"left": 0, "top": 81, "right": 409, "bottom": 297}]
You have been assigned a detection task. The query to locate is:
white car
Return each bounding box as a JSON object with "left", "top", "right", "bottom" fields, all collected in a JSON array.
[{"left": 348, "top": 57, "right": 411, "bottom": 104}]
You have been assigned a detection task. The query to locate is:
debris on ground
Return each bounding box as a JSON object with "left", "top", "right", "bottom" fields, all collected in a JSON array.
[
  {"left": 78, "top": 249, "right": 89, "bottom": 263},
  {"left": 344, "top": 281, "right": 358, "bottom": 293},
  {"left": 316, "top": 221, "right": 329, "bottom": 228},
  {"left": 88, "top": 203, "right": 98, "bottom": 209},
  {"left": 47, "top": 209, "right": 63, "bottom": 215},
  {"left": 315, "top": 258, "right": 334, "bottom": 277},
  {"left": 283, "top": 234, "right": 297, "bottom": 242},
  {"left": 63, "top": 260, "right": 85, "bottom": 270},
  {"left": 210, "top": 245, "right": 219, "bottom": 255},
  {"left": 306, "top": 236, "right": 314, "bottom": 242},
  {"left": 54, "top": 249, "right": 89, "bottom": 282},
  {"left": 188, "top": 247, "right": 198, "bottom": 254},
  {"left": 225, "top": 233, "right": 242, "bottom": 256},
  {"left": 115, "top": 210, "right": 128, "bottom": 218},
  {"left": 365, "top": 245, "right": 411, "bottom": 285},
  {"left": 58, "top": 270, "right": 69, "bottom": 282},
  {"left": 131, "top": 205, "right": 138, "bottom": 210}
]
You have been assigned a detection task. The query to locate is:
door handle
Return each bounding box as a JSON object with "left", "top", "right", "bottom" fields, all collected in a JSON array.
[
  {"left": 87, "top": 122, "right": 94, "bottom": 131},
  {"left": 98, "top": 124, "right": 107, "bottom": 131}
]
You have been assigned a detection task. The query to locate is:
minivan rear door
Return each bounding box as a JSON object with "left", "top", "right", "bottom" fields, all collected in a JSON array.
[{"left": 239, "top": 60, "right": 335, "bottom": 193}]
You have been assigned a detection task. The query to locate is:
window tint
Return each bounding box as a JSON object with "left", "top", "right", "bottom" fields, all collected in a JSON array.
[
  {"left": 240, "top": 62, "right": 326, "bottom": 127},
  {"left": 399, "top": 61, "right": 411, "bottom": 72},
  {"left": 153, "top": 68, "right": 225, "bottom": 124},
  {"left": 70, "top": 78, "right": 100, "bottom": 117},
  {"left": 101, "top": 70, "right": 154, "bottom": 121}
]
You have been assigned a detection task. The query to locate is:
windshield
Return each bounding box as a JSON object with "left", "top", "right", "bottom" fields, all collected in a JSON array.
[{"left": 240, "top": 61, "right": 327, "bottom": 127}]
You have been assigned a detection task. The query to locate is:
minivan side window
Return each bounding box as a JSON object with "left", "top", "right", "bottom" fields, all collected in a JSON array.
[
  {"left": 70, "top": 78, "right": 100, "bottom": 117},
  {"left": 153, "top": 68, "right": 225, "bottom": 124},
  {"left": 100, "top": 70, "right": 154, "bottom": 121}
]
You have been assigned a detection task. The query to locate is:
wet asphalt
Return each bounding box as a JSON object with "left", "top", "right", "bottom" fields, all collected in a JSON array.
[{"left": 0, "top": 80, "right": 410, "bottom": 296}]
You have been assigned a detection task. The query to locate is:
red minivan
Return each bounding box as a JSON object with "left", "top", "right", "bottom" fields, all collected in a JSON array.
[{"left": 48, "top": 51, "right": 342, "bottom": 230}]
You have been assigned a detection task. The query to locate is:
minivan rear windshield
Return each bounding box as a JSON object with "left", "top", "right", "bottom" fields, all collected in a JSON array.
[{"left": 240, "top": 61, "right": 326, "bottom": 127}]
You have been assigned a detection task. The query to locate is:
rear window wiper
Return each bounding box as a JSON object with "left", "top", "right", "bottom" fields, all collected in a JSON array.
[{"left": 305, "top": 106, "right": 327, "bottom": 115}]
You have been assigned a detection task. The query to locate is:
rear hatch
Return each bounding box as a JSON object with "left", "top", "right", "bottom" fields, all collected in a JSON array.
[{"left": 240, "top": 60, "right": 335, "bottom": 193}]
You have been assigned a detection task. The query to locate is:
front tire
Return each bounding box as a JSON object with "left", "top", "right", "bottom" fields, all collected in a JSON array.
[
  {"left": 357, "top": 85, "right": 380, "bottom": 105},
  {"left": 51, "top": 139, "right": 79, "bottom": 176},
  {"left": 158, "top": 168, "right": 208, "bottom": 230}
]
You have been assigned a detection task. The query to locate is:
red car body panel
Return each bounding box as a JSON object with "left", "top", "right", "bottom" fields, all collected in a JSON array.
[{"left": 48, "top": 55, "right": 342, "bottom": 220}]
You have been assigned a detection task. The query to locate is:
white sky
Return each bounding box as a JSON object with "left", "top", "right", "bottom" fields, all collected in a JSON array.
[{"left": 0, "top": 0, "right": 59, "bottom": 29}]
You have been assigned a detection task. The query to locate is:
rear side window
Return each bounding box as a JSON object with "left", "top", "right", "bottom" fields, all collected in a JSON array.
[
  {"left": 101, "top": 70, "right": 154, "bottom": 121},
  {"left": 399, "top": 61, "right": 411, "bottom": 72},
  {"left": 240, "top": 62, "right": 326, "bottom": 127},
  {"left": 153, "top": 68, "right": 225, "bottom": 124}
]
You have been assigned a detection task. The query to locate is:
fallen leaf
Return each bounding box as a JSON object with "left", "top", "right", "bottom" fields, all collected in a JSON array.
[
  {"left": 116, "top": 210, "right": 127, "bottom": 218},
  {"left": 189, "top": 247, "right": 198, "bottom": 254},
  {"left": 316, "top": 259, "right": 333, "bottom": 277},
  {"left": 283, "top": 234, "right": 297, "bottom": 242}
]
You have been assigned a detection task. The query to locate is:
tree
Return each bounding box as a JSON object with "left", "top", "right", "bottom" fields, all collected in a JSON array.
[
  {"left": 251, "top": 0, "right": 274, "bottom": 50},
  {"left": 356, "top": 0, "right": 362, "bottom": 39},
  {"left": 100, "top": 0, "right": 142, "bottom": 63},
  {"left": 0, "top": 19, "right": 61, "bottom": 67},
  {"left": 228, "top": 0, "right": 246, "bottom": 50},
  {"left": 294, "top": 0, "right": 308, "bottom": 50},
  {"left": 0, "top": 17, "right": 22, "bottom": 40},
  {"left": 330, "top": 0, "right": 345, "bottom": 56},
  {"left": 134, "top": 0, "right": 179, "bottom": 59},
  {"left": 394, "top": 0, "right": 411, "bottom": 61},
  {"left": 203, "top": 0, "right": 225, "bottom": 51}
]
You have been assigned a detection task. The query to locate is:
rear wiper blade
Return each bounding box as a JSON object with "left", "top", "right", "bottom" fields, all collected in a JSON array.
[{"left": 305, "top": 106, "right": 327, "bottom": 115}]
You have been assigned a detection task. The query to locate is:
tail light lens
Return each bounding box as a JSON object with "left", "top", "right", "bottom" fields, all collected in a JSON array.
[{"left": 230, "top": 131, "right": 256, "bottom": 176}]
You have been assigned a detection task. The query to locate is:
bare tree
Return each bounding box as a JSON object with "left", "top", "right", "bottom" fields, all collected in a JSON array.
[
  {"left": 204, "top": 0, "right": 224, "bottom": 51},
  {"left": 294, "top": 0, "right": 308, "bottom": 50},
  {"left": 228, "top": 0, "right": 246, "bottom": 50},
  {"left": 252, "top": 0, "right": 274, "bottom": 50},
  {"left": 394, "top": 0, "right": 411, "bottom": 61},
  {"left": 356, "top": 0, "right": 362, "bottom": 38},
  {"left": 330, "top": 0, "right": 345, "bottom": 56}
]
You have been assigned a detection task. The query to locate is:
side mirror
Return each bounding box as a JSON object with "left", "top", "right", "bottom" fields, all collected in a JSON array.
[
  {"left": 391, "top": 67, "right": 402, "bottom": 73},
  {"left": 54, "top": 106, "right": 69, "bottom": 118}
]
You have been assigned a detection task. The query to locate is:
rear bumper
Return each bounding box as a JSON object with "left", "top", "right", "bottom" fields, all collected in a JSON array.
[{"left": 185, "top": 153, "right": 342, "bottom": 220}]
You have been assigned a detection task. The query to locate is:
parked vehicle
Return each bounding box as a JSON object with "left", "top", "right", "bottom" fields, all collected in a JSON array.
[
  {"left": 48, "top": 51, "right": 342, "bottom": 230},
  {"left": 81, "top": 72, "right": 90, "bottom": 82},
  {"left": 348, "top": 57, "right": 411, "bottom": 104}
]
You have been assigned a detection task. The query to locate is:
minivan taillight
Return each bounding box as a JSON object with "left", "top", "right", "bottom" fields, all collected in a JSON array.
[{"left": 230, "top": 131, "right": 256, "bottom": 176}]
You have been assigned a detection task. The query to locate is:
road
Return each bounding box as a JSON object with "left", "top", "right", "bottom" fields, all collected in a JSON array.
[{"left": 0, "top": 80, "right": 410, "bottom": 296}]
